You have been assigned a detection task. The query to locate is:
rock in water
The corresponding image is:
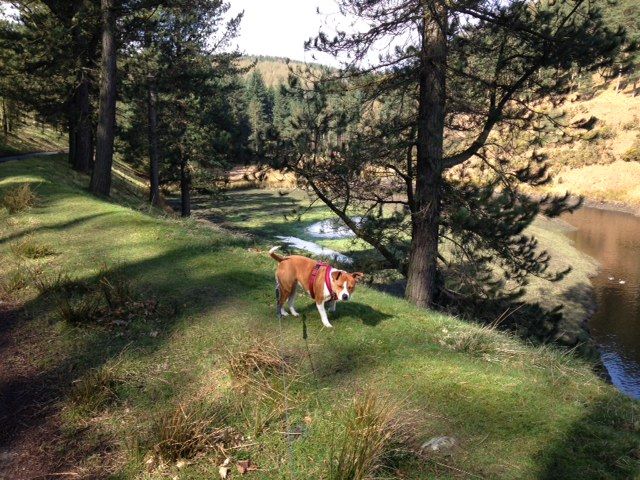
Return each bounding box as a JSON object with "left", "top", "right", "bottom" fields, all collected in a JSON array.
[{"left": 420, "top": 436, "right": 456, "bottom": 455}]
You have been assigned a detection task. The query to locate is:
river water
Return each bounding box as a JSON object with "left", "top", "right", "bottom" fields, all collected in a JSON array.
[{"left": 561, "top": 206, "right": 640, "bottom": 399}]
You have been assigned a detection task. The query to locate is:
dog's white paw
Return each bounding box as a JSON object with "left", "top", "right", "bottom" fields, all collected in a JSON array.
[
  {"left": 290, "top": 310, "right": 300, "bottom": 317},
  {"left": 280, "top": 309, "right": 289, "bottom": 317}
]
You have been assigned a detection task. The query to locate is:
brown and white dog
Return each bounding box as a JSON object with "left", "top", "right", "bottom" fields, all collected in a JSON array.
[{"left": 269, "top": 246, "right": 364, "bottom": 328}]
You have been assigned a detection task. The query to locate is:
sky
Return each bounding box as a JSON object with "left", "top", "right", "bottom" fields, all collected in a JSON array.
[
  {"left": 227, "top": 0, "right": 343, "bottom": 66},
  {"left": 0, "top": 0, "right": 373, "bottom": 67}
]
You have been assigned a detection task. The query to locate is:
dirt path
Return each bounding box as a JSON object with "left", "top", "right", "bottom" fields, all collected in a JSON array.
[
  {"left": 0, "top": 303, "right": 68, "bottom": 480},
  {"left": 0, "top": 151, "right": 63, "bottom": 164}
]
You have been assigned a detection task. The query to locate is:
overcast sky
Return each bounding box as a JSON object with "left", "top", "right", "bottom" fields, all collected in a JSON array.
[
  {"left": 227, "top": 0, "right": 341, "bottom": 65},
  {"left": 0, "top": 0, "right": 363, "bottom": 66}
]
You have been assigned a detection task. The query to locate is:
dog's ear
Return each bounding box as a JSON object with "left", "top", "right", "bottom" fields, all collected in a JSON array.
[
  {"left": 352, "top": 272, "right": 364, "bottom": 282},
  {"left": 331, "top": 270, "right": 343, "bottom": 280}
]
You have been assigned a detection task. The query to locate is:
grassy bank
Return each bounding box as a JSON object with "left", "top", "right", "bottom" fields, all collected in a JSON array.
[
  {"left": 189, "top": 188, "right": 598, "bottom": 346},
  {"left": 0, "top": 118, "right": 66, "bottom": 157},
  {"left": 1, "top": 156, "right": 638, "bottom": 479}
]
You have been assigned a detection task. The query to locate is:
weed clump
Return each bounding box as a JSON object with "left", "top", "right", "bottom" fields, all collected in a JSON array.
[{"left": 1, "top": 184, "right": 37, "bottom": 213}]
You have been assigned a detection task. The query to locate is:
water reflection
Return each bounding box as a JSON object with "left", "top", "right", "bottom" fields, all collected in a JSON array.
[{"left": 561, "top": 207, "right": 640, "bottom": 399}]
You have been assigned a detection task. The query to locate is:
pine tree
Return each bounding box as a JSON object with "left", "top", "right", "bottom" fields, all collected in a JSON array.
[
  {"left": 0, "top": 1, "right": 99, "bottom": 172},
  {"left": 274, "top": 0, "right": 625, "bottom": 307},
  {"left": 119, "top": 1, "right": 243, "bottom": 214}
]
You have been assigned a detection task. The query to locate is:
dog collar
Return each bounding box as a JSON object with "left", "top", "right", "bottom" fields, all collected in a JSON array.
[{"left": 309, "top": 262, "right": 337, "bottom": 301}]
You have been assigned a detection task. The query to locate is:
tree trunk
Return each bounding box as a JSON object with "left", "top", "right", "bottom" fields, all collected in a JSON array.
[
  {"left": 404, "top": 4, "right": 447, "bottom": 308},
  {"left": 68, "top": 99, "right": 77, "bottom": 166},
  {"left": 180, "top": 152, "right": 191, "bottom": 217},
  {"left": 90, "top": 0, "right": 116, "bottom": 196},
  {"left": 147, "top": 75, "right": 161, "bottom": 205},
  {"left": 73, "top": 74, "right": 93, "bottom": 173},
  {"left": 2, "top": 98, "right": 8, "bottom": 136}
]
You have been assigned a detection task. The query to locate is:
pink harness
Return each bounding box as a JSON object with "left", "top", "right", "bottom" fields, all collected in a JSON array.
[{"left": 308, "top": 262, "right": 337, "bottom": 301}]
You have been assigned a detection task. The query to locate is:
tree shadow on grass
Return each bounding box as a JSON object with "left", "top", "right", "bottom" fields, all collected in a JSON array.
[
  {"left": 0, "top": 242, "right": 273, "bottom": 475},
  {"left": 536, "top": 395, "right": 640, "bottom": 480},
  {"left": 0, "top": 212, "right": 115, "bottom": 246}
]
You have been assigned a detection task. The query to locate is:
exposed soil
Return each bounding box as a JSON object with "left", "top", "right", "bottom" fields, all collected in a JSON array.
[{"left": 0, "top": 303, "right": 68, "bottom": 480}]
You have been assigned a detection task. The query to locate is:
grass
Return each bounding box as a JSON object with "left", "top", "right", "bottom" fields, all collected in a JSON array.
[
  {"left": 0, "top": 117, "right": 65, "bottom": 157},
  {"left": 1, "top": 183, "right": 37, "bottom": 213},
  {"left": 10, "top": 236, "right": 56, "bottom": 258},
  {"left": 328, "top": 392, "right": 415, "bottom": 480},
  {"left": 0, "top": 155, "right": 638, "bottom": 479}
]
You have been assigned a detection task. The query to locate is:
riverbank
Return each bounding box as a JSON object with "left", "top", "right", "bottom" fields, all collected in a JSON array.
[
  {"left": 188, "top": 187, "right": 600, "bottom": 349},
  {"left": 1, "top": 155, "right": 638, "bottom": 479}
]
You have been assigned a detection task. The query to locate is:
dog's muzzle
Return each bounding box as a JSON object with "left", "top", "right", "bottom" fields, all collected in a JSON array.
[{"left": 341, "top": 293, "right": 349, "bottom": 301}]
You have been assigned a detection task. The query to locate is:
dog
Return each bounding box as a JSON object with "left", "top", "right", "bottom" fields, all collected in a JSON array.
[{"left": 269, "top": 246, "right": 364, "bottom": 328}]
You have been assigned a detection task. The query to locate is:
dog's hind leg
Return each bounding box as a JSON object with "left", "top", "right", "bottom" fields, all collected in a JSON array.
[
  {"left": 275, "top": 278, "right": 282, "bottom": 318},
  {"left": 287, "top": 284, "right": 299, "bottom": 317},
  {"left": 275, "top": 275, "right": 290, "bottom": 317}
]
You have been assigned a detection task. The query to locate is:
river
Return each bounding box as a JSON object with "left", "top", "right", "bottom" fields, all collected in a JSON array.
[{"left": 561, "top": 206, "right": 640, "bottom": 399}]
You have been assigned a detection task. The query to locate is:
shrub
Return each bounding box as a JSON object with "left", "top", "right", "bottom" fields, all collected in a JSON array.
[
  {"left": 1, "top": 184, "right": 37, "bottom": 213},
  {"left": 327, "top": 392, "right": 415, "bottom": 480},
  {"left": 10, "top": 237, "right": 56, "bottom": 258},
  {"left": 598, "top": 125, "right": 615, "bottom": 140}
]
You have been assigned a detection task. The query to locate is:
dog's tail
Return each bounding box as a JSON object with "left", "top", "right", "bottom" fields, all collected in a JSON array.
[{"left": 269, "top": 246, "right": 286, "bottom": 262}]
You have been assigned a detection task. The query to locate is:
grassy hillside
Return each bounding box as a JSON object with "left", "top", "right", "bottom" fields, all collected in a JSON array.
[
  {"left": 189, "top": 189, "right": 597, "bottom": 347},
  {"left": 0, "top": 156, "right": 638, "bottom": 479},
  {"left": 0, "top": 117, "right": 66, "bottom": 157}
]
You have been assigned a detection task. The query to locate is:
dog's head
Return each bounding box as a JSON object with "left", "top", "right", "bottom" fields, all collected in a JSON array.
[{"left": 330, "top": 270, "right": 364, "bottom": 301}]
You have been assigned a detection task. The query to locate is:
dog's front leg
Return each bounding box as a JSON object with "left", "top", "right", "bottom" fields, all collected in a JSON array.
[{"left": 316, "top": 302, "right": 333, "bottom": 328}]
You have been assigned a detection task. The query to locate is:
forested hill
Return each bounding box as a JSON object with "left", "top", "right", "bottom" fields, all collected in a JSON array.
[
  {"left": 239, "top": 55, "right": 327, "bottom": 87},
  {"left": 238, "top": 56, "right": 300, "bottom": 87}
]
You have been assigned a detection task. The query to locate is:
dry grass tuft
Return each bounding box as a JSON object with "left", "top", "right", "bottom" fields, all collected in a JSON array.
[
  {"left": 228, "top": 342, "right": 299, "bottom": 438},
  {"left": 55, "top": 293, "right": 101, "bottom": 325},
  {"left": 0, "top": 269, "right": 28, "bottom": 299},
  {"left": 227, "top": 342, "right": 293, "bottom": 380},
  {"left": 150, "top": 401, "right": 237, "bottom": 462},
  {"left": 328, "top": 391, "right": 415, "bottom": 480},
  {"left": 70, "top": 364, "right": 124, "bottom": 411},
  {"left": 99, "top": 273, "right": 134, "bottom": 310},
  {"left": 10, "top": 237, "right": 56, "bottom": 258},
  {"left": 440, "top": 325, "right": 499, "bottom": 357},
  {"left": 1, "top": 184, "right": 37, "bottom": 213},
  {"left": 27, "top": 265, "right": 76, "bottom": 294}
]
